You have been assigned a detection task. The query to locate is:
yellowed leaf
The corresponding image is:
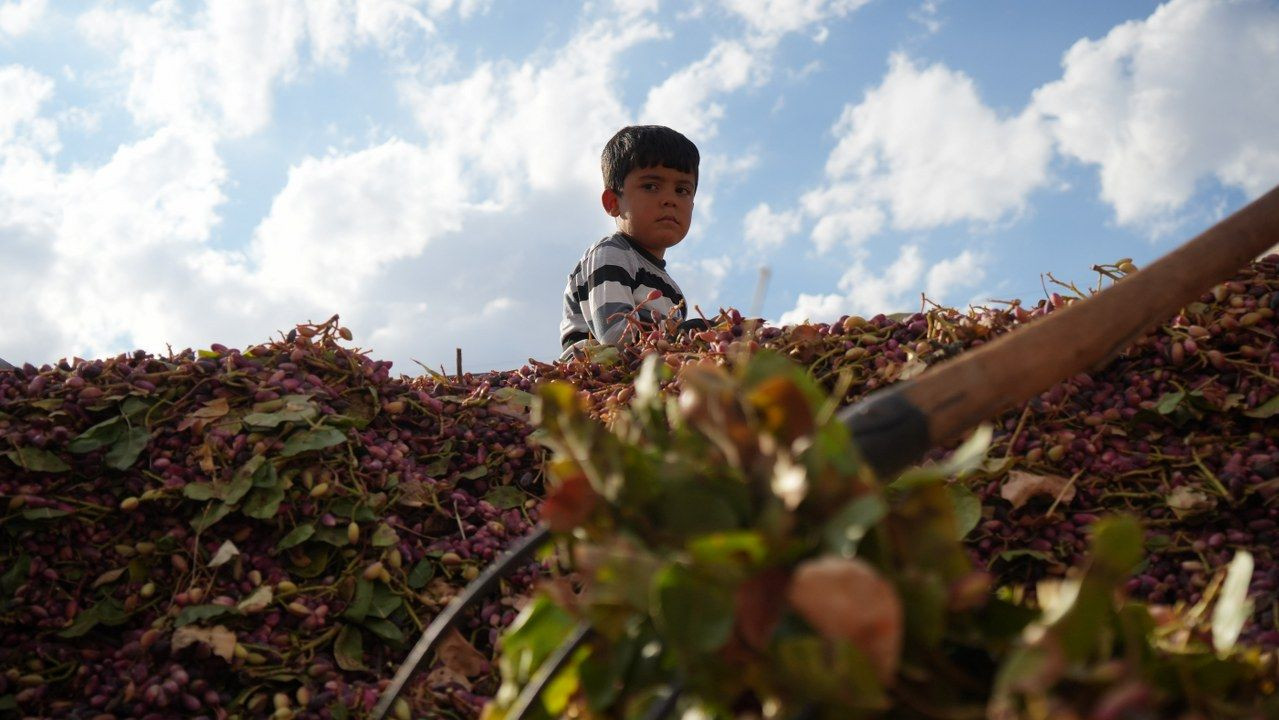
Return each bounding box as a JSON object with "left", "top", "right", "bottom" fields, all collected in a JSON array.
[
  {"left": 236, "top": 585, "right": 273, "bottom": 614},
  {"left": 208, "top": 540, "right": 240, "bottom": 568},
  {"left": 171, "top": 624, "right": 236, "bottom": 662},
  {"left": 1167, "top": 485, "right": 1216, "bottom": 518},
  {"left": 92, "top": 567, "right": 127, "bottom": 588}
]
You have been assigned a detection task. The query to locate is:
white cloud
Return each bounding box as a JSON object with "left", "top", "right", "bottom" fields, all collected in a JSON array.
[
  {"left": 910, "top": 0, "right": 943, "bottom": 35},
  {"left": 612, "top": 0, "right": 660, "bottom": 18},
  {"left": 822, "top": 53, "right": 1053, "bottom": 231},
  {"left": 779, "top": 244, "right": 987, "bottom": 324},
  {"left": 743, "top": 202, "right": 801, "bottom": 251},
  {"left": 247, "top": 139, "right": 470, "bottom": 308},
  {"left": 0, "top": 0, "right": 45, "bottom": 36},
  {"left": 75, "top": 1, "right": 478, "bottom": 139},
  {"left": 1033, "top": 0, "right": 1279, "bottom": 226},
  {"left": 670, "top": 254, "right": 734, "bottom": 311},
  {"left": 403, "top": 17, "right": 662, "bottom": 201},
  {"left": 719, "top": 0, "right": 870, "bottom": 40},
  {"left": 642, "top": 39, "right": 761, "bottom": 140},
  {"left": 1, "top": 125, "right": 230, "bottom": 361},
  {"left": 925, "top": 248, "right": 985, "bottom": 299},
  {"left": 800, "top": 183, "right": 885, "bottom": 252},
  {"left": 0, "top": 65, "right": 56, "bottom": 150}
]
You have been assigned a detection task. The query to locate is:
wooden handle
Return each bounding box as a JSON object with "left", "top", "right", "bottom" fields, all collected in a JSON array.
[{"left": 844, "top": 182, "right": 1279, "bottom": 477}]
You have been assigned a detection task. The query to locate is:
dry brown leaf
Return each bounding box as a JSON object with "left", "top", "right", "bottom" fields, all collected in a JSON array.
[
  {"left": 1000, "top": 470, "right": 1076, "bottom": 510},
  {"left": 437, "top": 628, "right": 488, "bottom": 678},
  {"left": 541, "top": 473, "right": 599, "bottom": 533},
  {"left": 735, "top": 567, "right": 789, "bottom": 651},
  {"left": 425, "top": 665, "right": 472, "bottom": 691},
  {"left": 785, "top": 556, "right": 903, "bottom": 683},
  {"left": 171, "top": 624, "right": 236, "bottom": 662},
  {"left": 397, "top": 478, "right": 433, "bottom": 508}
]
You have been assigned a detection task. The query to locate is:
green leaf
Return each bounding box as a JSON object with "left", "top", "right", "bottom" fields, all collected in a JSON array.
[
  {"left": 361, "top": 617, "right": 404, "bottom": 643},
  {"left": 104, "top": 427, "right": 150, "bottom": 470},
  {"left": 242, "top": 485, "right": 286, "bottom": 519},
  {"left": 458, "top": 465, "right": 489, "bottom": 480},
  {"left": 407, "top": 559, "right": 434, "bottom": 589},
  {"left": 190, "top": 502, "right": 232, "bottom": 532},
  {"left": 1, "top": 555, "right": 30, "bottom": 596},
  {"left": 21, "top": 508, "right": 70, "bottom": 521},
  {"left": 659, "top": 482, "right": 741, "bottom": 538},
  {"left": 1212, "top": 550, "right": 1255, "bottom": 654},
  {"left": 582, "top": 343, "right": 622, "bottom": 366},
  {"left": 223, "top": 456, "right": 264, "bottom": 505},
  {"left": 67, "top": 416, "right": 124, "bottom": 453},
  {"left": 290, "top": 544, "right": 333, "bottom": 579},
  {"left": 500, "top": 595, "right": 579, "bottom": 685},
  {"left": 948, "top": 483, "right": 982, "bottom": 540},
  {"left": 823, "top": 494, "right": 888, "bottom": 557},
  {"left": 997, "top": 549, "right": 1050, "bottom": 564},
  {"left": 369, "top": 585, "right": 403, "bottom": 619},
  {"left": 1156, "top": 390, "right": 1185, "bottom": 415},
  {"left": 343, "top": 579, "right": 374, "bottom": 622},
  {"left": 421, "top": 456, "right": 452, "bottom": 476},
  {"left": 687, "top": 531, "right": 767, "bottom": 567},
  {"left": 281, "top": 427, "right": 348, "bottom": 457},
  {"left": 184, "top": 482, "right": 218, "bottom": 501},
  {"left": 1089, "top": 516, "right": 1144, "bottom": 578},
  {"left": 276, "top": 523, "right": 315, "bottom": 550},
  {"left": 3, "top": 447, "right": 69, "bottom": 472},
  {"left": 775, "top": 635, "right": 887, "bottom": 710},
  {"left": 370, "top": 523, "right": 398, "bottom": 547},
  {"left": 121, "top": 397, "right": 152, "bottom": 418},
  {"left": 334, "top": 624, "right": 366, "bottom": 671},
  {"left": 1244, "top": 395, "right": 1279, "bottom": 419},
  {"left": 251, "top": 460, "right": 279, "bottom": 488},
  {"left": 329, "top": 498, "right": 377, "bottom": 523},
  {"left": 899, "top": 573, "right": 947, "bottom": 647},
  {"left": 197, "top": 349, "right": 221, "bottom": 359},
  {"left": 313, "top": 526, "right": 352, "bottom": 547},
  {"left": 59, "top": 598, "right": 131, "bottom": 638},
  {"left": 490, "top": 386, "right": 535, "bottom": 411},
  {"left": 243, "top": 395, "right": 319, "bottom": 428},
  {"left": 176, "top": 604, "right": 239, "bottom": 627},
  {"left": 483, "top": 485, "right": 526, "bottom": 509},
  {"left": 652, "top": 563, "right": 734, "bottom": 654},
  {"left": 59, "top": 606, "right": 103, "bottom": 638}
]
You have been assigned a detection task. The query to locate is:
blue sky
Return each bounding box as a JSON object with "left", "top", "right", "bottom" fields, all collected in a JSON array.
[{"left": 2, "top": 0, "right": 1277, "bottom": 372}]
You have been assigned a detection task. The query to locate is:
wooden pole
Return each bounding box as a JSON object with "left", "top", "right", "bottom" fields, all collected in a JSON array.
[{"left": 455, "top": 348, "right": 463, "bottom": 381}]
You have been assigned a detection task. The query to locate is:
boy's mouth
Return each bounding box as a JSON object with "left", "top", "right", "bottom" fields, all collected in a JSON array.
[{"left": 657, "top": 215, "right": 680, "bottom": 226}]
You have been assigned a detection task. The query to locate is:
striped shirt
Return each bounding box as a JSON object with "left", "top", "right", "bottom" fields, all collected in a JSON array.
[{"left": 560, "top": 232, "right": 685, "bottom": 359}]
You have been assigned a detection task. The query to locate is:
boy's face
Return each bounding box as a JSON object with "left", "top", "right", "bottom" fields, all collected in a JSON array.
[{"left": 601, "top": 165, "right": 696, "bottom": 259}]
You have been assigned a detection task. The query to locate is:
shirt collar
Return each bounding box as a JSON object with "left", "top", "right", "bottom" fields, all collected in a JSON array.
[{"left": 616, "top": 232, "right": 666, "bottom": 269}]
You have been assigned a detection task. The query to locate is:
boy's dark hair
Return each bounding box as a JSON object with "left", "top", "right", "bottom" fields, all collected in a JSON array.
[{"left": 601, "top": 125, "right": 700, "bottom": 194}]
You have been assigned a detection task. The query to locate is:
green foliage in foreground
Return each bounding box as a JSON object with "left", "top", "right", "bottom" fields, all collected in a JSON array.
[{"left": 485, "top": 351, "right": 1277, "bottom": 719}]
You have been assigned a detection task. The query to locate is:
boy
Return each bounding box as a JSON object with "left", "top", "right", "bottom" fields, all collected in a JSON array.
[{"left": 559, "top": 125, "right": 701, "bottom": 360}]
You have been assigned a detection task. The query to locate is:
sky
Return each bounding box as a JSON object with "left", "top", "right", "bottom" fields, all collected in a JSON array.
[{"left": 2, "top": 0, "right": 1277, "bottom": 373}]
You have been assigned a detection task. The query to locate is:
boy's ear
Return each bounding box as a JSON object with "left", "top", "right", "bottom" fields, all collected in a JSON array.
[{"left": 601, "top": 188, "right": 621, "bottom": 217}]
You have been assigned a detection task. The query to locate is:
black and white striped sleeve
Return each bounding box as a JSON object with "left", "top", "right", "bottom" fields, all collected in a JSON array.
[{"left": 578, "top": 238, "right": 642, "bottom": 345}]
